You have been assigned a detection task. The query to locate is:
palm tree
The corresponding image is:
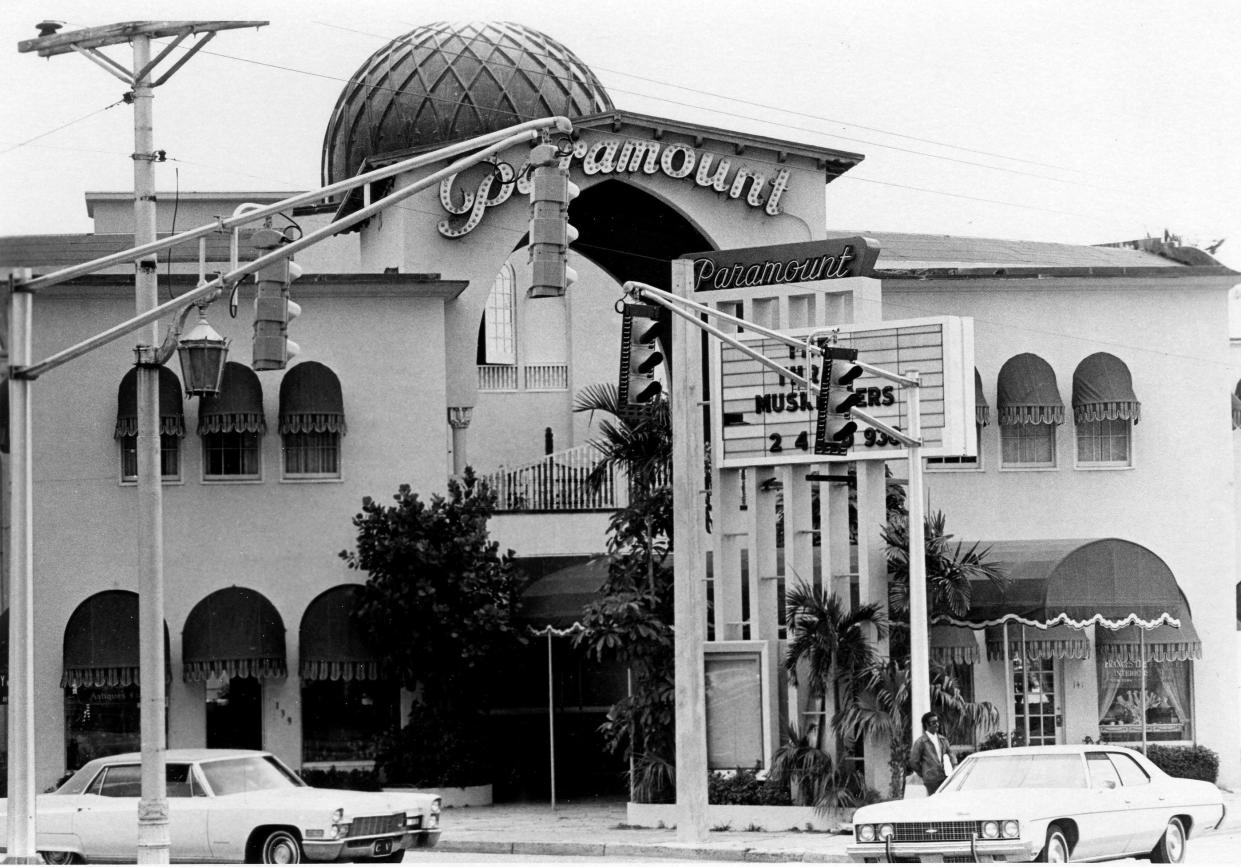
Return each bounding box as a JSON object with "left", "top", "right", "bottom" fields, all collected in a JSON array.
[
  {"left": 572, "top": 383, "right": 671, "bottom": 496},
  {"left": 881, "top": 509, "right": 1007, "bottom": 622},
  {"left": 836, "top": 657, "right": 999, "bottom": 799},
  {"left": 783, "top": 582, "right": 887, "bottom": 752}
]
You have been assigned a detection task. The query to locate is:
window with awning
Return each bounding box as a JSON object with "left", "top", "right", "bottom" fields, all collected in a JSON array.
[
  {"left": 996, "top": 354, "right": 1062, "bottom": 467},
  {"left": 984, "top": 623, "right": 1091, "bottom": 661},
  {"left": 61, "top": 591, "right": 171, "bottom": 770},
  {"left": 182, "top": 587, "right": 286, "bottom": 682},
  {"left": 199, "top": 361, "right": 265, "bottom": 479},
  {"left": 930, "top": 624, "right": 980, "bottom": 665},
  {"left": 115, "top": 366, "right": 185, "bottom": 480},
  {"left": 299, "top": 585, "right": 398, "bottom": 764},
  {"left": 278, "top": 361, "right": 346, "bottom": 478},
  {"left": 1073, "top": 353, "right": 1139, "bottom": 466}
]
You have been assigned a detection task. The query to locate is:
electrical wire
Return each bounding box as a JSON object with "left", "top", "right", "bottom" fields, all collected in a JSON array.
[{"left": 0, "top": 98, "right": 127, "bottom": 155}]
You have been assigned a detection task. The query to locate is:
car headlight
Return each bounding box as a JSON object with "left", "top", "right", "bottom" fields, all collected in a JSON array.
[
  {"left": 1002, "top": 820, "right": 1020, "bottom": 839},
  {"left": 857, "top": 824, "right": 875, "bottom": 842},
  {"left": 878, "top": 824, "right": 894, "bottom": 841},
  {"left": 982, "top": 821, "right": 1000, "bottom": 839}
]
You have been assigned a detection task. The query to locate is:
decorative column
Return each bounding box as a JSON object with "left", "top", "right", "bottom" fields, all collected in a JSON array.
[{"left": 447, "top": 406, "right": 473, "bottom": 476}]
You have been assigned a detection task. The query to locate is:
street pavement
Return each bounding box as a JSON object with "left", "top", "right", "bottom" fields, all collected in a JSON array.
[{"left": 434, "top": 788, "right": 1241, "bottom": 863}]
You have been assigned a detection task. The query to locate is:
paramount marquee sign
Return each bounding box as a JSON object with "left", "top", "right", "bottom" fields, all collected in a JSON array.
[
  {"left": 686, "top": 237, "right": 881, "bottom": 290},
  {"left": 438, "top": 134, "right": 794, "bottom": 238}
]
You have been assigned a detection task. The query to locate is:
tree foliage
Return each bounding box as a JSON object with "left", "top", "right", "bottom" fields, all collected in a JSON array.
[
  {"left": 572, "top": 385, "right": 676, "bottom": 801},
  {"left": 339, "top": 468, "right": 528, "bottom": 784}
]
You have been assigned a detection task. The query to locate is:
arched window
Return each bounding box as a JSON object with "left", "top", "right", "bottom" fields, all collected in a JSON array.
[
  {"left": 114, "top": 366, "right": 185, "bottom": 482},
  {"left": 1072, "top": 353, "right": 1140, "bottom": 467},
  {"left": 278, "top": 361, "right": 346, "bottom": 479},
  {"left": 199, "top": 362, "right": 265, "bottom": 479},
  {"left": 996, "top": 354, "right": 1063, "bottom": 468},
  {"left": 478, "top": 263, "right": 517, "bottom": 365}
]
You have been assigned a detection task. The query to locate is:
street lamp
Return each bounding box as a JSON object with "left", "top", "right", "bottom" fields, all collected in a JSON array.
[{"left": 175, "top": 304, "right": 230, "bottom": 396}]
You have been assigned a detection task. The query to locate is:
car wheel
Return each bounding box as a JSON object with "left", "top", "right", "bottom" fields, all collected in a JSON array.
[
  {"left": 40, "top": 852, "right": 82, "bottom": 865},
  {"left": 1038, "top": 825, "right": 1069, "bottom": 862},
  {"left": 1150, "top": 817, "right": 1187, "bottom": 863},
  {"left": 258, "top": 829, "right": 302, "bottom": 864}
]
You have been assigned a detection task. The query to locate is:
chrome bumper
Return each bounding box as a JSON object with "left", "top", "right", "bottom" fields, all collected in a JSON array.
[
  {"left": 847, "top": 837, "right": 1040, "bottom": 863},
  {"left": 303, "top": 832, "right": 407, "bottom": 862}
]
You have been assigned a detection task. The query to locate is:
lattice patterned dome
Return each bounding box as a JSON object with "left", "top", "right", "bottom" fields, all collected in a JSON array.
[{"left": 322, "top": 21, "right": 614, "bottom": 185}]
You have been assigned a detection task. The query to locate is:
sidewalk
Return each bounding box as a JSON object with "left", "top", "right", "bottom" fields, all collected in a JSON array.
[{"left": 435, "top": 789, "right": 1241, "bottom": 862}]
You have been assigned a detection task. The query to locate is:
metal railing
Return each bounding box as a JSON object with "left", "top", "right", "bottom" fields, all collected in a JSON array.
[{"left": 482, "top": 443, "right": 619, "bottom": 512}]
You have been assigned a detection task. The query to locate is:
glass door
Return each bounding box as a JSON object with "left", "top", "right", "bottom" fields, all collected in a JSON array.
[{"left": 1013, "top": 657, "right": 1059, "bottom": 745}]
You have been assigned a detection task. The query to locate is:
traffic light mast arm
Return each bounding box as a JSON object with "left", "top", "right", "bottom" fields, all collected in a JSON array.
[
  {"left": 625, "top": 280, "right": 922, "bottom": 447},
  {"left": 16, "top": 124, "right": 566, "bottom": 380},
  {"left": 17, "top": 116, "right": 573, "bottom": 294}
]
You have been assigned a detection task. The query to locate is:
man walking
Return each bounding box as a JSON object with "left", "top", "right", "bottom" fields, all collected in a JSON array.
[{"left": 908, "top": 712, "right": 953, "bottom": 795}]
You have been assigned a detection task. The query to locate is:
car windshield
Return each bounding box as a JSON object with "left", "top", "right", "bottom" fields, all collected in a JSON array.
[
  {"left": 198, "top": 755, "right": 306, "bottom": 795},
  {"left": 939, "top": 753, "right": 1087, "bottom": 792}
]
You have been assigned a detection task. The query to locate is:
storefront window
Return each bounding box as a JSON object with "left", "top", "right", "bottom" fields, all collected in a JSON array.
[
  {"left": 302, "top": 680, "right": 399, "bottom": 764},
  {"left": 65, "top": 684, "right": 140, "bottom": 770},
  {"left": 1013, "top": 657, "right": 1057, "bottom": 745},
  {"left": 1096, "top": 659, "right": 1193, "bottom": 743}
]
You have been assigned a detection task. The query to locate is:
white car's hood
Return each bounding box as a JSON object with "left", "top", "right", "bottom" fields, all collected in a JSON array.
[
  {"left": 853, "top": 788, "right": 1083, "bottom": 823},
  {"left": 228, "top": 787, "right": 438, "bottom": 815}
]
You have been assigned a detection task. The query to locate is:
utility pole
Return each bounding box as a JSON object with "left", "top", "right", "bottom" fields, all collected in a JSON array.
[{"left": 16, "top": 20, "right": 266, "bottom": 864}]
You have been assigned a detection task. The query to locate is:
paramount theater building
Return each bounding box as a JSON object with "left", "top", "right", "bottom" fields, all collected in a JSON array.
[{"left": 1, "top": 21, "right": 1239, "bottom": 795}]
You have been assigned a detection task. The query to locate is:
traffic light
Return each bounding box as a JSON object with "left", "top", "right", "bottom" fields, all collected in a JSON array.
[
  {"left": 527, "top": 142, "right": 579, "bottom": 298},
  {"left": 814, "top": 345, "right": 863, "bottom": 456},
  {"left": 251, "top": 227, "right": 303, "bottom": 371},
  {"left": 618, "top": 302, "right": 664, "bottom": 413}
]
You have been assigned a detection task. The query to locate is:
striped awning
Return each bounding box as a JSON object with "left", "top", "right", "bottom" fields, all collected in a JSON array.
[
  {"left": 198, "top": 362, "right": 266, "bottom": 435},
  {"left": 1073, "top": 352, "right": 1140, "bottom": 424},
  {"left": 279, "top": 361, "right": 347, "bottom": 436},
  {"left": 114, "top": 365, "right": 185, "bottom": 438},
  {"left": 183, "top": 587, "right": 287, "bottom": 682},
  {"left": 996, "top": 353, "right": 1064, "bottom": 426},
  {"left": 1096, "top": 618, "right": 1201, "bottom": 663},
  {"left": 985, "top": 622, "right": 1090, "bottom": 661},
  {"left": 974, "top": 368, "right": 989, "bottom": 427},
  {"left": 299, "top": 585, "right": 383, "bottom": 681},
  {"left": 930, "top": 624, "right": 980, "bottom": 665}
]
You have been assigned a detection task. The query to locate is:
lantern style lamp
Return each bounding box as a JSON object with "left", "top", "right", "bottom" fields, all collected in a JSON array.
[{"left": 177, "top": 305, "right": 230, "bottom": 396}]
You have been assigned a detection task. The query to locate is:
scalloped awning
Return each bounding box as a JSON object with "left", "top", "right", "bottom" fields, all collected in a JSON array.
[
  {"left": 1073, "top": 352, "right": 1140, "bottom": 424},
  {"left": 517, "top": 555, "right": 612, "bottom": 634},
  {"left": 930, "top": 624, "right": 979, "bottom": 665},
  {"left": 183, "top": 587, "right": 286, "bottom": 682},
  {"left": 114, "top": 366, "right": 185, "bottom": 438},
  {"left": 997, "top": 353, "right": 1064, "bottom": 426},
  {"left": 935, "top": 538, "right": 1189, "bottom": 630},
  {"left": 299, "top": 585, "right": 382, "bottom": 681},
  {"left": 985, "top": 623, "right": 1090, "bottom": 661},
  {"left": 974, "top": 368, "right": 989, "bottom": 427},
  {"left": 1096, "top": 619, "right": 1201, "bottom": 664},
  {"left": 279, "top": 361, "right": 347, "bottom": 436},
  {"left": 198, "top": 362, "right": 266, "bottom": 435},
  {"left": 61, "top": 590, "right": 170, "bottom": 688}
]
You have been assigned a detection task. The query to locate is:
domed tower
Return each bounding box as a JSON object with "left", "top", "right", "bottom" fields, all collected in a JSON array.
[{"left": 322, "top": 21, "right": 614, "bottom": 187}]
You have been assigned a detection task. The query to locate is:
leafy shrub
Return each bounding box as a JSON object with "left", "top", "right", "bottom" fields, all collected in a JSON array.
[
  {"left": 300, "top": 766, "right": 381, "bottom": 791},
  {"left": 1145, "top": 745, "right": 1219, "bottom": 783},
  {"left": 373, "top": 704, "right": 492, "bottom": 787},
  {"left": 976, "top": 730, "right": 1026, "bottom": 751},
  {"left": 708, "top": 768, "right": 792, "bottom": 806}
]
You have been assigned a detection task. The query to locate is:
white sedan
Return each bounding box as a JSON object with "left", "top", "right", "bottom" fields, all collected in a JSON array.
[
  {"left": 847, "top": 745, "right": 1224, "bottom": 863},
  {"left": 3, "top": 749, "right": 441, "bottom": 864}
]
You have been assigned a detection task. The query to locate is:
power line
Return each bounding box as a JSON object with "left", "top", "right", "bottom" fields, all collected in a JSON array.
[{"left": 0, "top": 98, "right": 127, "bottom": 155}]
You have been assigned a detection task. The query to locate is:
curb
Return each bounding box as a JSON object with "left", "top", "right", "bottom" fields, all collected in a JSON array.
[{"left": 438, "top": 839, "right": 852, "bottom": 862}]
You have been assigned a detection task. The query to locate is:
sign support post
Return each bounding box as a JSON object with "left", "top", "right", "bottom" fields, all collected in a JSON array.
[
  {"left": 905, "top": 372, "right": 932, "bottom": 743},
  {"left": 670, "top": 258, "right": 709, "bottom": 842}
]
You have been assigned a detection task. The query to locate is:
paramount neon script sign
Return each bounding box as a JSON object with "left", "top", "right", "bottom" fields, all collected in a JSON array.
[{"left": 438, "top": 136, "right": 793, "bottom": 238}]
